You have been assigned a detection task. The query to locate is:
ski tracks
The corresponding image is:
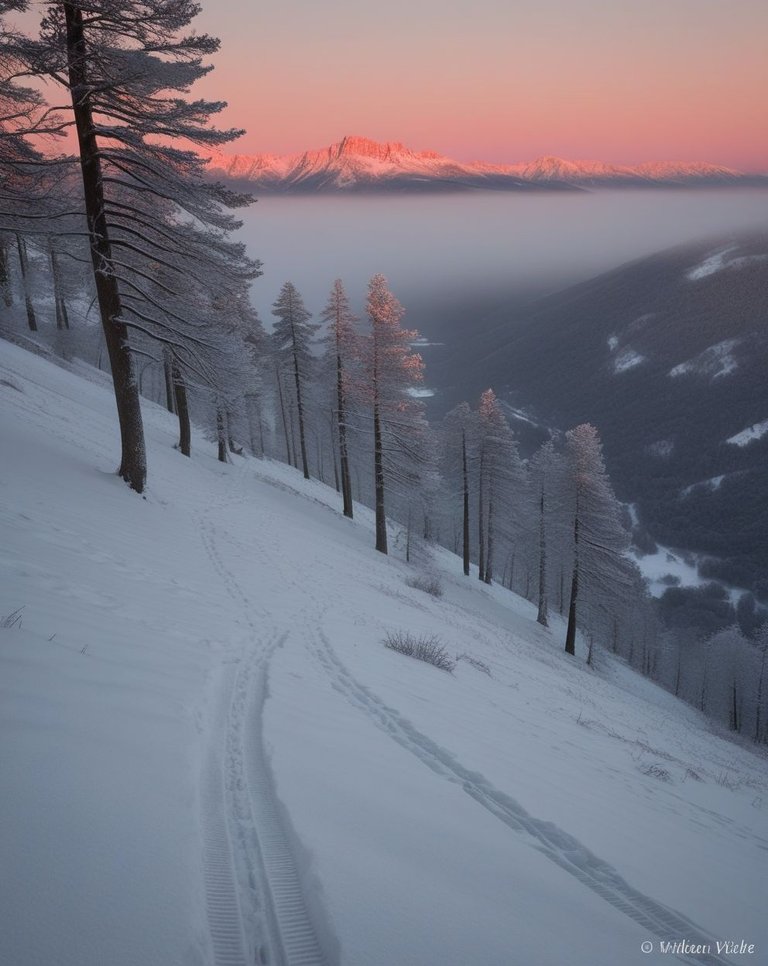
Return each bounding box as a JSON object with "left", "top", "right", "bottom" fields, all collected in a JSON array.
[
  {"left": 198, "top": 489, "right": 327, "bottom": 966},
  {"left": 311, "top": 629, "right": 735, "bottom": 966}
]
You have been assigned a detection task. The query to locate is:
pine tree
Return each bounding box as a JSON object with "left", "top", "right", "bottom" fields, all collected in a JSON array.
[
  {"left": 475, "top": 389, "right": 523, "bottom": 585},
  {"left": 272, "top": 282, "right": 318, "bottom": 480},
  {"left": 320, "top": 279, "right": 358, "bottom": 517},
  {"left": 363, "top": 274, "right": 424, "bottom": 555},
  {"left": 529, "top": 439, "right": 563, "bottom": 628},
  {"left": 15, "top": 0, "right": 251, "bottom": 492},
  {"left": 442, "top": 402, "right": 473, "bottom": 576},
  {"left": 563, "top": 424, "right": 630, "bottom": 656}
]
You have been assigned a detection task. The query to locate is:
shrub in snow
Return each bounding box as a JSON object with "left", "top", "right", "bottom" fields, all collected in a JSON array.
[
  {"left": 405, "top": 575, "right": 443, "bottom": 598},
  {"left": 383, "top": 631, "right": 456, "bottom": 672},
  {"left": 1, "top": 607, "right": 24, "bottom": 629},
  {"left": 455, "top": 653, "right": 492, "bottom": 676},
  {"left": 639, "top": 762, "right": 672, "bottom": 783}
]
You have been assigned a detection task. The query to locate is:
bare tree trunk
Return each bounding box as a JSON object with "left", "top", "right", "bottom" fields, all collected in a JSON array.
[
  {"left": 288, "top": 398, "right": 298, "bottom": 468},
  {"left": 462, "top": 429, "right": 470, "bottom": 576},
  {"left": 64, "top": 2, "right": 146, "bottom": 492},
  {"left": 336, "top": 355, "right": 353, "bottom": 517},
  {"left": 373, "top": 399, "right": 387, "bottom": 554},
  {"left": 536, "top": 487, "right": 548, "bottom": 626},
  {"left": 162, "top": 349, "right": 175, "bottom": 413},
  {"left": 216, "top": 408, "right": 228, "bottom": 463},
  {"left": 15, "top": 234, "right": 37, "bottom": 332},
  {"left": 755, "top": 647, "right": 767, "bottom": 742},
  {"left": 315, "top": 432, "right": 324, "bottom": 483},
  {"left": 565, "top": 513, "right": 579, "bottom": 655},
  {"left": 49, "top": 244, "right": 70, "bottom": 330},
  {"left": 0, "top": 236, "right": 13, "bottom": 307},
  {"left": 406, "top": 505, "right": 412, "bottom": 564},
  {"left": 484, "top": 489, "right": 494, "bottom": 584},
  {"left": 478, "top": 448, "right": 485, "bottom": 582},
  {"left": 172, "top": 359, "right": 191, "bottom": 457},
  {"left": 226, "top": 411, "right": 242, "bottom": 455},
  {"left": 245, "top": 393, "right": 263, "bottom": 457},
  {"left": 329, "top": 410, "right": 340, "bottom": 493},
  {"left": 291, "top": 337, "right": 310, "bottom": 480},
  {"left": 275, "top": 365, "right": 292, "bottom": 465}
]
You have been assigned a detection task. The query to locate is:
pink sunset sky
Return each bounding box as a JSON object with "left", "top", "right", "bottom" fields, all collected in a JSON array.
[{"left": 190, "top": 0, "right": 767, "bottom": 171}]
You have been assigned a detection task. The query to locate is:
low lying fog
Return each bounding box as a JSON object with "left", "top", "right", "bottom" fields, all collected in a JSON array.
[{"left": 238, "top": 189, "right": 768, "bottom": 325}]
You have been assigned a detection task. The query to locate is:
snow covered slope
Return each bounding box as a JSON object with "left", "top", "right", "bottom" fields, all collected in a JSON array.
[
  {"left": 1, "top": 340, "right": 766, "bottom": 966},
  {"left": 206, "top": 136, "right": 759, "bottom": 192}
]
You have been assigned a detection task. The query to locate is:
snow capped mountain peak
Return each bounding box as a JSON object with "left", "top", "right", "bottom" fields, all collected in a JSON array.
[
  {"left": 332, "top": 135, "right": 412, "bottom": 161},
  {"left": 205, "top": 136, "right": 759, "bottom": 193}
]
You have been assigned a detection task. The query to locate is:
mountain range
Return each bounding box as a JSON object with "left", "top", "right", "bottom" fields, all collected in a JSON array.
[{"left": 207, "top": 136, "right": 766, "bottom": 192}]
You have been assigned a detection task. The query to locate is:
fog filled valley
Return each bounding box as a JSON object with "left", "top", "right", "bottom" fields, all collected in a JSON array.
[
  {"left": 241, "top": 189, "right": 768, "bottom": 324},
  {"left": 3, "top": 3, "right": 768, "bottom": 961}
]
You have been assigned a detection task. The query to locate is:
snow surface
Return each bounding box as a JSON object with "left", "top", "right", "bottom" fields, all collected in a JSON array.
[
  {"left": 726, "top": 419, "right": 768, "bottom": 447},
  {"left": 631, "top": 547, "right": 706, "bottom": 597},
  {"left": 686, "top": 248, "right": 739, "bottom": 280},
  {"left": 612, "top": 348, "right": 646, "bottom": 373},
  {"left": 669, "top": 340, "right": 740, "bottom": 380},
  {"left": 2, "top": 341, "right": 767, "bottom": 966},
  {"left": 681, "top": 475, "right": 727, "bottom": 498}
]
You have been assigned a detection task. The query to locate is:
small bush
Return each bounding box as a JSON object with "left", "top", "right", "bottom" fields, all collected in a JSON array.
[
  {"left": 455, "top": 652, "right": 492, "bottom": 676},
  {"left": 384, "top": 631, "right": 456, "bottom": 672},
  {"left": 405, "top": 575, "right": 443, "bottom": 598},
  {"left": 715, "top": 771, "right": 741, "bottom": 791},
  {"left": 1, "top": 607, "right": 24, "bottom": 629},
  {"left": 640, "top": 762, "right": 672, "bottom": 783}
]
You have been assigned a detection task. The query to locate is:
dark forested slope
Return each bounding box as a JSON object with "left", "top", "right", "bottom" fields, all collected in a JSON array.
[{"left": 441, "top": 233, "right": 768, "bottom": 597}]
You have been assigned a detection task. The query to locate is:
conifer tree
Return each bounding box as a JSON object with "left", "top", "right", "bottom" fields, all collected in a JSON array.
[
  {"left": 475, "top": 389, "right": 522, "bottom": 585},
  {"left": 15, "top": 0, "right": 251, "bottom": 492},
  {"left": 320, "top": 279, "right": 358, "bottom": 517},
  {"left": 529, "top": 439, "right": 563, "bottom": 627},
  {"left": 272, "top": 281, "right": 318, "bottom": 480},
  {"left": 442, "top": 402, "right": 473, "bottom": 576},
  {"left": 363, "top": 274, "right": 424, "bottom": 555},
  {"left": 563, "top": 424, "right": 630, "bottom": 656}
]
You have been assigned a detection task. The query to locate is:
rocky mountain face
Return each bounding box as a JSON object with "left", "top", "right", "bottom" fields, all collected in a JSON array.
[{"left": 207, "top": 136, "right": 760, "bottom": 192}]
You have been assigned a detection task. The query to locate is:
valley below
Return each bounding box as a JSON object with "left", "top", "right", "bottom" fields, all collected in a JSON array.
[{"left": 240, "top": 189, "right": 768, "bottom": 615}]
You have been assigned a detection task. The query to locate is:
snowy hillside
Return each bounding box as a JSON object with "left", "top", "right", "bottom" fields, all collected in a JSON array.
[
  {"left": 206, "top": 136, "right": 760, "bottom": 192},
  {"left": 1, "top": 340, "right": 767, "bottom": 966}
]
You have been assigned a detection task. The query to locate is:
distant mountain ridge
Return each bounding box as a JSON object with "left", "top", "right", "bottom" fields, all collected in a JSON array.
[
  {"left": 435, "top": 232, "right": 768, "bottom": 599},
  {"left": 207, "top": 136, "right": 764, "bottom": 192}
]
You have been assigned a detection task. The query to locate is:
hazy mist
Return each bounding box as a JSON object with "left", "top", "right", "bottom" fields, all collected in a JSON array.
[{"left": 240, "top": 189, "right": 768, "bottom": 329}]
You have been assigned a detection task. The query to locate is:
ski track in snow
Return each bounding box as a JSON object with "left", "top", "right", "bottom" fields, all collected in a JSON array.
[
  {"left": 310, "top": 630, "right": 735, "bottom": 966},
  {"left": 198, "top": 490, "right": 327, "bottom": 966}
]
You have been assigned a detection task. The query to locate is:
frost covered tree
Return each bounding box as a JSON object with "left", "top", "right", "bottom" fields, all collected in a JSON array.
[
  {"left": 1, "top": 1, "right": 71, "bottom": 331},
  {"left": 319, "top": 279, "right": 358, "bottom": 517},
  {"left": 441, "top": 402, "right": 474, "bottom": 576},
  {"left": 474, "top": 389, "right": 523, "bottom": 585},
  {"left": 272, "top": 282, "right": 318, "bottom": 481},
  {"left": 363, "top": 274, "right": 424, "bottom": 555},
  {"left": 14, "top": 0, "right": 251, "bottom": 492},
  {"left": 563, "top": 424, "right": 630, "bottom": 656},
  {"left": 528, "top": 439, "right": 564, "bottom": 627}
]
